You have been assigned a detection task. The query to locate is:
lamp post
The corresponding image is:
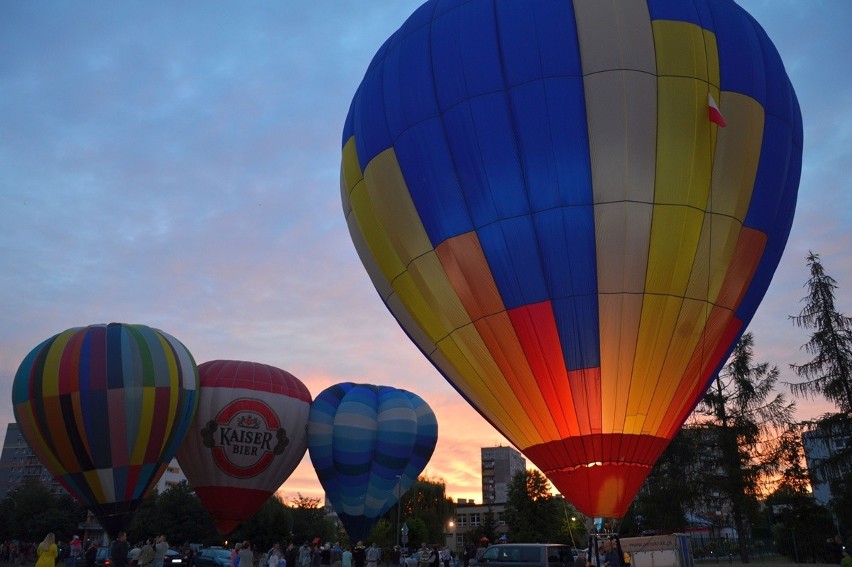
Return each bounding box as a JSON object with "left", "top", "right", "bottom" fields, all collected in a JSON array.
[
  {"left": 448, "top": 520, "right": 455, "bottom": 552},
  {"left": 396, "top": 476, "right": 402, "bottom": 549},
  {"left": 568, "top": 516, "right": 577, "bottom": 548}
]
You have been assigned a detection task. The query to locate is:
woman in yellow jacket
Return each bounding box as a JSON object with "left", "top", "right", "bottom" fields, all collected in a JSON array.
[{"left": 35, "top": 533, "right": 58, "bottom": 567}]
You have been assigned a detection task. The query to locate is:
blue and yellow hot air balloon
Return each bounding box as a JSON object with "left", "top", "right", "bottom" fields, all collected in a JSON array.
[
  {"left": 12, "top": 323, "right": 199, "bottom": 535},
  {"left": 341, "top": 0, "right": 802, "bottom": 518},
  {"left": 308, "top": 383, "right": 438, "bottom": 542}
]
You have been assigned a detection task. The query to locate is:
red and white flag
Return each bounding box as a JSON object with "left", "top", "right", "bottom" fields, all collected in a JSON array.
[{"left": 708, "top": 92, "right": 727, "bottom": 127}]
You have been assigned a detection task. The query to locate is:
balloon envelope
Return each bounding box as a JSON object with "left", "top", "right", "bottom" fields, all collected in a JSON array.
[
  {"left": 341, "top": 0, "right": 802, "bottom": 517},
  {"left": 176, "top": 360, "right": 312, "bottom": 534},
  {"left": 12, "top": 323, "right": 199, "bottom": 535},
  {"left": 308, "top": 383, "right": 438, "bottom": 542}
]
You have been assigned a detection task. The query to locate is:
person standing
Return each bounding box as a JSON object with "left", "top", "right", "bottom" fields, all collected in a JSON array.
[
  {"left": 35, "top": 533, "right": 58, "bottom": 567},
  {"left": 154, "top": 536, "right": 169, "bottom": 567},
  {"left": 84, "top": 542, "right": 97, "bottom": 567},
  {"left": 365, "top": 544, "right": 380, "bottom": 567},
  {"left": 298, "top": 544, "right": 311, "bottom": 567},
  {"left": 417, "top": 544, "right": 432, "bottom": 567},
  {"left": 352, "top": 543, "right": 366, "bottom": 567},
  {"left": 111, "top": 533, "right": 130, "bottom": 567},
  {"left": 342, "top": 548, "right": 352, "bottom": 567},
  {"left": 68, "top": 536, "right": 83, "bottom": 567},
  {"left": 285, "top": 544, "right": 299, "bottom": 567},
  {"left": 137, "top": 539, "right": 155, "bottom": 567},
  {"left": 267, "top": 548, "right": 281, "bottom": 567},
  {"left": 238, "top": 541, "right": 254, "bottom": 567}
]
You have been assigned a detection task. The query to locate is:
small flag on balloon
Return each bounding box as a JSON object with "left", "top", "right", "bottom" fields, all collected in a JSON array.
[{"left": 708, "top": 93, "right": 726, "bottom": 127}]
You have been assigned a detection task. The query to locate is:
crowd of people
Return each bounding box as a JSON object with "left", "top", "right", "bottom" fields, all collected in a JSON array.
[
  {"left": 4, "top": 536, "right": 478, "bottom": 567},
  {"left": 0, "top": 532, "right": 191, "bottom": 567},
  {"left": 211, "top": 540, "right": 466, "bottom": 567},
  {"left": 1, "top": 534, "right": 92, "bottom": 567}
]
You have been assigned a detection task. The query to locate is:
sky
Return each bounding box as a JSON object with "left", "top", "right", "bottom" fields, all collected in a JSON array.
[{"left": 1, "top": 1, "right": 850, "bottom": 507}]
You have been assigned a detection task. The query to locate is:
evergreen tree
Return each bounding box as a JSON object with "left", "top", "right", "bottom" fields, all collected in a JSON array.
[
  {"left": 632, "top": 429, "right": 700, "bottom": 534},
  {"left": 789, "top": 251, "right": 852, "bottom": 412},
  {"left": 788, "top": 251, "right": 852, "bottom": 531},
  {"left": 385, "top": 476, "right": 455, "bottom": 547},
  {"left": 504, "top": 470, "right": 566, "bottom": 544},
  {"left": 696, "top": 332, "right": 795, "bottom": 563}
]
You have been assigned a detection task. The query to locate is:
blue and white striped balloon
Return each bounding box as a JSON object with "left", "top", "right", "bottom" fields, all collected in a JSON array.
[{"left": 307, "top": 383, "right": 438, "bottom": 542}]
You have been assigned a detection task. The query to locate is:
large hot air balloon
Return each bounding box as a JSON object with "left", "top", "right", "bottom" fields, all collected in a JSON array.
[
  {"left": 308, "top": 383, "right": 438, "bottom": 542},
  {"left": 176, "top": 360, "right": 312, "bottom": 534},
  {"left": 341, "top": 0, "right": 802, "bottom": 518},
  {"left": 12, "top": 323, "right": 199, "bottom": 535}
]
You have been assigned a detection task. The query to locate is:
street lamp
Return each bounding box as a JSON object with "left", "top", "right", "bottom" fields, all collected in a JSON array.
[
  {"left": 396, "top": 475, "right": 402, "bottom": 549},
  {"left": 448, "top": 521, "right": 455, "bottom": 551}
]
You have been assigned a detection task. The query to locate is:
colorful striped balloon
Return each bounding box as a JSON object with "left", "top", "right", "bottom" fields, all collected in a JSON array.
[
  {"left": 176, "top": 360, "right": 313, "bottom": 535},
  {"left": 12, "top": 323, "right": 199, "bottom": 535},
  {"left": 308, "top": 383, "right": 438, "bottom": 542},
  {"left": 341, "top": 0, "right": 802, "bottom": 518}
]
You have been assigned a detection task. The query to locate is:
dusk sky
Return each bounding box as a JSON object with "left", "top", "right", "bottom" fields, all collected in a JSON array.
[{"left": 1, "top": 1, "right": 850, "bottom": 506}]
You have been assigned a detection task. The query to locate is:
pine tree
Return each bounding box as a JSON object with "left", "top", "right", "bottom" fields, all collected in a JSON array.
[
  {"left": 789, "top": 251, "right": 852, "bottom": 535},
  {"left": 697, "top": 332, "right": 795, "bottom": 562},
  {"left": 789, "top": 251, "right": 852, "bottom": 413}
]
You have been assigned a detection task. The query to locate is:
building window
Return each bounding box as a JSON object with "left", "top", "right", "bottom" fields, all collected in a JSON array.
[
  {"left": 470, "top": 513, "right": 481, "bottom": 526},
  {"left": 457, "top": 514, "right": 467, "bottom": 527}
]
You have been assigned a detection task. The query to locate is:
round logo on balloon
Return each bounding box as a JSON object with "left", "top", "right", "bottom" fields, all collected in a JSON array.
[{"left": 200, "top": 398, "right": 290, "bottom": 478}]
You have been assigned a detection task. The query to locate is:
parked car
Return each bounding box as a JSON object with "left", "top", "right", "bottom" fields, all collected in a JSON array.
[
  {"left": 472, "top": 544, "right": 573, "bottom": 567},
  {"left": 94, "top": 547, "right": 112, "bottom": 567},
  {"left": 194, "top": 547, "right": 232, "bottom": 567},
  {"left": 165, "top": 549, "right": 188, "bottom": 567},
  {"left": 403, "top": 555, "right": 420, "bottom": 567}
]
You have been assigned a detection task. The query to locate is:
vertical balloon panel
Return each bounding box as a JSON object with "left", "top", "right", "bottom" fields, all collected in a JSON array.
[
  {"left": 12, "top": 323, "right": 199, "bottom": 535},
  {"left": 341, "top": 0, "right": 801, "bottom": 517}
]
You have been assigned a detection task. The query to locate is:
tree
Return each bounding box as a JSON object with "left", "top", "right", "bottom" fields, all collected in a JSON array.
[
  {"left": 288, "top": 494, "right": 332, "bottom": 546},
  {"left": 789, "top": 251, "right": 852, "bottom": 413},
  {"left": 464, "top": 507, "right": 499, "bottom": 547},
  {"left": 766, "top": 486, "right": 835, "bottom": 563},
  {"left": 631, "top": 429, "right": 701, "bottom": 534},
  {"left": 156, "top": 481, "right": 218, "bottom": 546},
  {"left": 696, "top": 332, "right": 796, "bottom": 563},
  {"left": 388, "top": 476, "right": 455, "bottom": 547},
  {"left": 504, "top": 470, "right": 567, "bottom": 544},
  {"left": 788, "top": 252, "right": 852, "bottom": 533},
  {"left": 232, "top": 494, "right": 295, "bottom": 550},
  {"left": 0, "top": 479, "right": 86, "bottom": 542}
]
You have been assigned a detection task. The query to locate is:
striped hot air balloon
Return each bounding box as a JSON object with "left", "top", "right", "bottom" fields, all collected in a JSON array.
[
  {"left": 340, "top": 0, "right": 802, "bottom": 518},
  {"left": 12, "top": 323, "right": 199, "bottom": 535},
  {"left": 308, "top": 383, "right": 438, "bottom": 543}
]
